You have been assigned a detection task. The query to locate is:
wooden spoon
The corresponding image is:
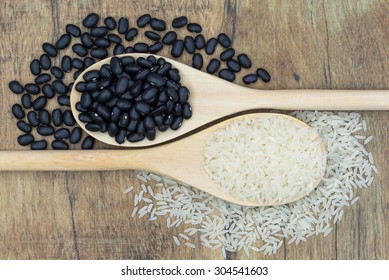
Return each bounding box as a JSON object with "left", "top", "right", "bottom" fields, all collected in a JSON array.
[
  {"left": 70, "top": 54, "right": 389, "bottom": 147},
  {"left": 0, "top": 113, "right": 326, "bottom": 207}
]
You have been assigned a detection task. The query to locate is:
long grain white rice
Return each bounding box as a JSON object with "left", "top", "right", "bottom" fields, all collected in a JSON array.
[{"left": 125, "top": 111, "right": 376, "bottom": 256}]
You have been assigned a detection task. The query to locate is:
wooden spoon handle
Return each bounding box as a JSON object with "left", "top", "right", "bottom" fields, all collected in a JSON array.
[{"left": 238, "top": 89, "right": 389, "bottom": 110}]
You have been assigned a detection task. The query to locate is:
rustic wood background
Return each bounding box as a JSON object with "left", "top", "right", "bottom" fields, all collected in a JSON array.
[{"left": 0, "top": 0, "right": 388, "bottom": 259}]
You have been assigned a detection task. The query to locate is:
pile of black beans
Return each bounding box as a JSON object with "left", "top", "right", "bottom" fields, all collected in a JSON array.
[
  {"left": 9, "top": 13, "right": 270, "bottom": 149},
  {"left": 75, "top": 55, "right": 191, "bottom": 143}
]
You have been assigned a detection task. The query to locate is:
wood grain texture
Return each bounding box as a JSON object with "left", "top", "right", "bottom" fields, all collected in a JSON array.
[{"left": 0, "top": 0, "right": 387, "bottom": 259}]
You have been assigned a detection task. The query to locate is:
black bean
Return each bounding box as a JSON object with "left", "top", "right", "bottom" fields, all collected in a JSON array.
[
  {"left": 32, "top": 96, "right": 47, "bottom": 111},
  {"left": 80, "top": 92, "right": 92, "bottom": 110},
  {"left": 256, "top": 68, "right": 271, "bottom": 82},
  {"left": 173, "top": 103, "right": 182, "bottom": 116},
  {"left": 145, "top": 31, "right": 161, "bottom": 41},
  {"left": 90, "top": 48, "right": 108, "bottom": 59},
  {"left": 156, "top": 62, "right": 172, "bottom": 76},
  {"left": 24, "top": 83, "right": 39, "bottom": 95},
  {"left": 227, "top": 59, "right": 241, "bottom": 72},
  {"left": 95, "top": 104, "right": 110, "bottom": 120},
  {"left": 178, "top": 86, "right": 190, "bottom": 104},
  {"left": 83, "top": 13, "right": 100, "bottom": 28},
  {"left": 37, "top": 125, "right": 54, "bottom": 136},
  {"left": 34, "top": 73, "right": 51, "bottom": 85},
  {"left": 31, "top": 140, "right": 47, "bottom": 150},
  {"left": 242, "top": 74, "right": 258, "bottom": 84},
  {"left": 218, "top": 69, "right": 235, "bottom": 82},
  {"left": 85, "top": 122, "right": 101, "bottom": 131},
  {"left": 136, "top": 121, "right": 145, "bottom": 134},
  {"left": 194, "top": 34, "right": 206, "bottom": 50},
  {"left": 63, "top": 110, "right": 76, "bottom": 126},
  {"left": 54, "top": 128, "right": 70, "bottom": 140},
  {"left": 172, "top": 16, "right": 188, "bottom": 28},
  {"left": 17, "top": 134, "right": 34, "bottom": 146},
  {"left": 81, "top": 32, "right": 94, "bottom": 48},
  {"left": 125, "top": 119, "right": 137, "bottom": 132},
  {"left": 110, "top": 107, "right": 122, "bottom": 122},
  {"left": 168, "top": 69, "right": 181, "bottom": 83},
  {"left": 127, "top": 132, "right": 145, "bottom": 142},
  {"left": 72, "top": 43, "right": 88, "bottom": 57},
  {"left": 141, "top": 86, "right": 158, "bottom": 102},
  {"left": 113, "top": 76, "right": 127, "bottom": 95},
  {"left": 107, "top": 33, "right": 122, "bottom": 44},
  {"left": 81, "top": 136, "right": 95, "bottom": 149},
  {"left": 153, "top": 114, "right": 164, "bottom": 126},
  {"left": 137, "top": 57, "right": 154, "bottom": 68},
  {"left": 55, "top": 34, "right": 71, "bottom": 49},
  {"left": 237, "top": 53, "right": 252, "bottom": 69},
  {"left": 170, "top": 116, "right": 183, "bottom": 130},
  {"left": 52, "top": 80, "right": 68, "bottom": 95},
  {"left": 220, "top": 48, "right": 235, "bottom": 61},
  {"left": 157, "top": 57, "right": 166, "bottom": 66},
  {"left": 133, "top": 42, "right": 148, "bottom": 53},
  {"left": 39, "top": 54, "right": 51, "bottom": 70},
  {"left": 94, "top": 37, "right": 110, "bottom": 48},
  {"left": 9, "top": 80, "right": 24, "bottom": 94},
  {"left": 206, "top": 58, "right": 221, "bottom": 74},
  {"left": 217, "top": 33, "right": 231, "bottom": 48},
  {"left": 108, "top": 122, "right": 119, "bottom": 137},
  {"left": 150, "top": 105, "right": 165, "bottom": 116},
  {"left": 61, "top": 56, "right": 72, "bottom": 72},
  {"left": 118, "top": 17, "right": 129, "bottom": 34},
  {"left": 162, "top": 31, "right": 177, "bottom": 45},
  {"left": 69, "top": 127, "right": 82, "bottom": 144},
  {"left": 145, "top": 129, "right": 156, "bottom": 141},
  {"left": 125, "top": 28, "right": 138, "bottom": 41},
  {"left": 52, "top": 140, "right": 68, "bottom": 150},
  {"left": 150, "top": 18, "right": 166, "bottom": 31},
  {"left": 75, "top": 82, "right": 87, "bottom": 92},
  {"left": 146, "top": 73, "right": 166, "bottom": 87},
  {"left": 76, "top": 102, "right": 88, "bottom": 113},
  {"left": 135, "top": 68, "right": 150, "bottom": 80},
  {"left": 95, "top": 89, "right": 111, "bottom": 103},
  {"left": 50, "top": 66, "right": 64, "bottom": 79},
  {"left": 205, "top": 37, "right": 218, "bottom": 55},
  {"left": 166, "top": 80, "right": 180, "bottom": 91},
  {"left": 83, "top": 57, "right": 95, "bottom": 68},
  {"left": 163, "top": 113, "right": 174, "bottom": 126},
  {"left": 124, "top": 46, "right": 134, "bottom": 53},
  {"left": 192, "top": 53, "right": 203, "bottom": 69},
  {"left": 38, "top": 109, "right": 51, "bottom": 125},
  {"left": 113, "top": 44, "right": 125, "bottom": 55},
  {"left": 184, "top": 36, "right": 195, "bottom": 54},
  {"left": 115, "top": 128, "right": 127, "bottom": 144},
  {"left": 165, "top": 100, "right": 175, "bottom": 113},
  {"left": 79, "top": 113, "right": 93, "bottom": 123},
  {"left": 27, "top": 111, "right": 40, "bottom": 127},
  {"left": 129, "top": 80, "right": 143, "bottom": 97},
  {"left": 30, "top": 59, "right": 41, "bottom": 76},
  {"left": 121, "top": 56, "right": 135, "bottom": 66},
  {"left": 187, "top": 23, "right": 202, "bottom": 33},
  {"left": 83, "top": 69, "right": 100, "bottom": 81},
  {"left": 42, "top": 42, "right": 57, "bottom": 57},
  {"left": 72, "top": 58, "right": 84, "bottom": 69},
  {"left": 104, "top": 16, "right": 117, "bottom": 30},
  {"left": 118, "top": 112, "right": 130, "bottom": 128},
  {"left": 11, "top": 104, "right": 25, "bottom": 119},
  {"left": 51, "top": 109, "right": 62, "bottom": 127},
  {"left": 171, "top": 39, "right": 184, "bottom": 57},
  {"left": 66, "top": 24, "right": 81, "bottom": 37},
  {"left": 167, "top": 87, "right": 179, "bottom": 102},
  {"left": 17, "top": 121, "right": 32, "bottom": 133},
  {"left": 137, "top": 14, "right": 151, "bottom": 27},
  {"left": 73, "top": 69, "right": 82, "bottom": 80},
  {"left": 135, "top": 102, "right": 151, "bottom": 115},
  {"left": 21, "top": 94, "right": 32, "bottom": 109},
  {"left": 158, "top": 89, "right": 168, "bottom": 103},
  {"left": 90, "top": 26, "right": 108, "bottom": 37},
  {"left": 148, "top": 42, "right": 163, "bottom": 53},
  {"left": 57, "top": 95, "right": 70, "bottom": 106}
]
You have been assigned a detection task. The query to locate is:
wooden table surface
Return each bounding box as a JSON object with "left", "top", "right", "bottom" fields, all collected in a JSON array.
[{"left": 0, "top": 0, "right": 388, "bottom": 259}]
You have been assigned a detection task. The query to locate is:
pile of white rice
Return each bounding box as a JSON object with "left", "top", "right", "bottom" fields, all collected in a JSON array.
[
  {"left": 123, "top": 111, "right": 377, "bottom": 256},
  {"left": 203, "top": 114, "right": 327, "bottom": 205}
]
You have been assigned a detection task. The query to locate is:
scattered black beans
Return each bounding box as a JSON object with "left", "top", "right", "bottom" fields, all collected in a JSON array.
[
  {"left": 58, "top": 95, "right": 70, "bottom": 106},
  {"left": 42, "top": 84, "right": 55, "bottom": 99},
  {"left": 184, "top": 36, "right": 195, "bottom": 54},
  {"left": 52, "top": 140, "right": 68, "bottom": 150},
  {"left": 134, "top": 42, "right": 149, "bottom": 53},
  {"left": 150, "top": 18, "right": 166, "bottom": 31},
  {"left": 63, "top": 110, "right": 76, "bottom": 126},
  {"left": 227, "top": 59, "right": 241, "bottom": 72},
  {"left": 145, "top": 31, "right": 161, "bottom": 41},
  {"left": 219, "top": 69, "right": 236, "bottom": 82},
  {"left": 192, "top": 53, "right": 203, "bottom": 69},
  {"left": 243, "top": 74, "right": 258, "bottom": 84},
  {"left": 205, "top": 37, "right": 218, "bottom": 55},
  {"left": 55, "top": 34, "right": 71, "bottom": 49},
  {"left": 172, "top": 16, "right": 188, "bottom": 28},
  {"left": 81, "top": 136, "right": 95, "bottom": 149},
  {"left": 72, "top": 43, "right": 88, "bottom": 57},
  {"left": 91, "top": 26, "right": 108, "bottom": 37},
  {"left": 137, "top": 14, "right": 151, "bottom": 28},
  {"left": 30, "top": 59, "right": 41, "bottom": 76},
  {"left": 118, "top": 17, "right": 129, "bottom": 34},
  {"left": 66, "top": 24, "right": 81, "bottom": 37},
  {"left": 206, "top": 58, "right": 221, "bottom": 74},
  {"left": 171, "top": 39, "right": 184, "bottom": 57},
  {"left": 37, "top": 125, "right": 54, "bottom": 136},
  {"left": 18, "top": 134, "right": 34, "bottom": 146},
  {"left": 107, "top": 33, "right": 122, "bottom": 44},
  {"left": 38, "top": 109, "right": 51, "bottom": 125},
  {"left": 220, "top": 48, "right": 235, "bottom": 61},
  {"left": 61, "top": 55, "right": 72, "bottom": 72},
  {"left": 83, "top": 13, "right": 100, "bottom": 28},
  {"left": 35, "top": 73, "right": 51, "bottom": 85},
  {"left": 12, "top": 104, "right": 25, "bottom": 119},
  {"left": 17, "top": 121, "right": 32, "bottom": 133},
  {"left": 187, "top": 23, "right": 202, "bottom": 33},
  {"left": 9, "top": 80, "right": 24, "bottom": 94},
  {"left": 54, "top": 128, "right": 70, "bottom": 140},
  {"left": 104, "top": 16, "right": 117, "bottom": 30},
  {"left": 52, "top": 80, "right": 68, "bottom": 95},
  {"left": 81, "top": 32, "right": 94, "bottom": 48},
  {"left": 125, "top": 28, "right": 138, "bottom": 41},
  {"left": 42, "top": 42, "right": 57, "bottom": 57},
  {"left": 113, "top": 44, "right": 125, "bottom": 55},
  {"left": 194, "top": 34, "right": 206, "bottom": 50},
  {"left": 148, "top": 42, "right": 163, "bottom": 53},
  {"left": 39, "top": 54, "right": 51, "bottom": 70},
  {"left": 162, "top": 31, "right": 177, "bottom": 45},
  {"left": 69, "top": 127, "right": 82, "bottom": 144},
  {"left": 72, "top": 58, "right": 84, "bottom": 69},
  {"left": 21, "top": 94, "right": 33, "bottom": 109},
  {"left": 217, "top": 33, "right": 231, "bottom": 48},
  {"left": 50, "top": 66, "right": 64, "bottom": 79},
  {"left": 90, "top": 47, "right": 108, "bottom": 59},
  {"left": 27, "top": 111, "right": 40, "bottom": 127},
  {"left": 32, "top": 96, "right": 47, "bottom": 111},
  {"left": 256, "top": 68, "right": 271, "bottom": 82},
  {"left": 24, "top": 83, "right": 40, "bottom": 95},
  {"left": 237, "top": 53, "right": 252, "bottom": 69},
  {"left": 31, "top": 140, "right": 47, "bottom": 150}
]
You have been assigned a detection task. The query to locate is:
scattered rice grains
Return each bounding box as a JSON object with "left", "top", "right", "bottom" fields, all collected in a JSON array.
[{"left": 123, "top": 111, "right": 377, "bottom": 256}]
